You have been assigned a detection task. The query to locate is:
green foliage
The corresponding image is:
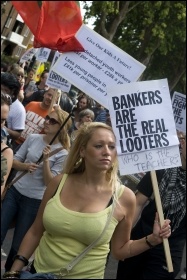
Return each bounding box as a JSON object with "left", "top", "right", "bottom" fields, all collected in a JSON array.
[
  {"left": 82, "top": 1, "right": 186, "bottom": 93},
  {"left": 1, "top": 53, "right": 19, "bottom": 66},
  {"left": 44, "top": 61, "right": 51, "bottom": 71}
]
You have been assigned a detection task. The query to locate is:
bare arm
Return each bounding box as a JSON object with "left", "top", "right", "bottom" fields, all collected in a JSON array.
[
  {"left": 133, "top": 191, "right": 149, "bottom": 227},
  {"left": 5, "top": 128, "right": 22, "bottom": 140},
  {"left": 1, "top": 145, "right": 13, "bottom": 195},
  {"left": 42, "top": 145, "right": 54, "bottom": 186},
  {"left": 13, "top": 159, "right": 38, "bottom": 172},
  {"left": 10, "top": 174, "right": 63, "bottom": 272},
  {"left": 111, "top": 187, "right": 171, "bottom": 261}
]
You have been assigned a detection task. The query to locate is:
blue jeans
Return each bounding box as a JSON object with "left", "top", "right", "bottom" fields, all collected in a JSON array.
[
  {"left": 1, "top": 186, "right": 41, "bottom": 271},
  {"left": 19, "top": 271, "right": 57, "bottom": 279}
]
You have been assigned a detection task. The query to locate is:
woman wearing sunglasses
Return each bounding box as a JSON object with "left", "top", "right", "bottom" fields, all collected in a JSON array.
[{"left": 1, "top": 108, "right": 72, "bottom": 272}]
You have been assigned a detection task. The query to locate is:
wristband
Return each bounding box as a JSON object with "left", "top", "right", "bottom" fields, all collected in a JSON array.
[
  {"left": 3, "top": 270, "right": 21, "bottom": 279},
  {"left": 13, "top": 254, "right": 29, "bottom": 266},
  {"left": 145, "top": 236, "right": 154, "bottom": 249}
]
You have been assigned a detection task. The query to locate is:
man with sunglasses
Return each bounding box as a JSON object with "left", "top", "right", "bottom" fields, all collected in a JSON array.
[{"left": 14, "top": 88, "right": 57, "bottom": 152}]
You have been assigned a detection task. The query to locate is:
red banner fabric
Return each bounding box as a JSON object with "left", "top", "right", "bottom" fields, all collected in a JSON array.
[{"left": 11, "top": 1, "right": 84, "bottom": 52}]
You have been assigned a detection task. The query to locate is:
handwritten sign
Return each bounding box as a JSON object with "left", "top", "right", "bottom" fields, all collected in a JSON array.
[
  {"left": 46, "top": 51, "right": 71, "bottom": 92},
  {"left": 119, "top": 146, "right": 181, "bottom": 175},
  {"left": 107, "top": 79, "right": 181, "bottom": 175},
  {"left": 171, "top": 91, "right": 186, "bottom": 133},
  {"left": 52, "top": 24, "right": 146, "bottom": 108},
  {"left": 36, "top": 47, "right": 51, "bottom": 62},
  {"left": 20, "top": 47, "right": 38, "bottom": 63}
]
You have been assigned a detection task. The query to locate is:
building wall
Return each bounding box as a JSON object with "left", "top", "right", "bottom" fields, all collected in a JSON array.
[{"left": 1, "top": 2, "right": 34, "bottom": 58}]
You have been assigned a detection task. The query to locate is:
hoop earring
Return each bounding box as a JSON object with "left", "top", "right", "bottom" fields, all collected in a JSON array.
[{"left": 74, "top": 157, "right": 83, "bottom": 169}]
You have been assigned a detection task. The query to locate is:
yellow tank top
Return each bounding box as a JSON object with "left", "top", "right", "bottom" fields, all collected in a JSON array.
[{"left": 34, "top": 174, "right": 124, "bottom": 279}]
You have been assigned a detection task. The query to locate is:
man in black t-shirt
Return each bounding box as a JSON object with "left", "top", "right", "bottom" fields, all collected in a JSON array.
[{"left": 116, "top": 135, "right": 186, "bottom": 279}]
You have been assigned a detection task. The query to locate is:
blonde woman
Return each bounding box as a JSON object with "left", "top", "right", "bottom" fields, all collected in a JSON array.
[
  {"left": 6, "top": 123, "right": 171, "bottom": 279},
  {"left": 1, "top": 108, "right": 71, "bottom": 272}
]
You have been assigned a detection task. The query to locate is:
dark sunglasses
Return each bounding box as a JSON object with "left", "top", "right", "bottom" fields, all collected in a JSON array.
[
  {"left": 45, "top": 115, "right": 60, "bottom": 125},
  {"left": 1, "top": 92, "right": 12, "bottom": 105}
]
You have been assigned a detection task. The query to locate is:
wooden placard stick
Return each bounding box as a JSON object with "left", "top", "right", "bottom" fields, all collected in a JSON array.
[
  {"left": 57, "top": 90, "right": 62, "bottom": 105},
  {"left": 48, "top": 89, "right": 58, "bottom": 113},
  {"left": 150, "top": 170, "right": 173, "bottom": 272}
]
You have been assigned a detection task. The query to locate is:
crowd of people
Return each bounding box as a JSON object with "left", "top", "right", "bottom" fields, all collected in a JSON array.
[{"left": 1, "top": 60, "right": 186, "bottom": 279}]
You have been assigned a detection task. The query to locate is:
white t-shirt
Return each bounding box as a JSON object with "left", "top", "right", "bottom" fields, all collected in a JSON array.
[{"left": 7, "top": 99, "right": 26, "bottom": 130}]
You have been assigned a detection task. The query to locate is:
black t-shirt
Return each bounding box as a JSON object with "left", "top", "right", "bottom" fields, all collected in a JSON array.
[{"left": 132, "top": 169, "right": 186, "bottom": 258}]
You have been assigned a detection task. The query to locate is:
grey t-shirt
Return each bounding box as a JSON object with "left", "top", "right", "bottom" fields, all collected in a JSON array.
[{"left": 13, "top": 134, "right": 68, "bottom": 199}]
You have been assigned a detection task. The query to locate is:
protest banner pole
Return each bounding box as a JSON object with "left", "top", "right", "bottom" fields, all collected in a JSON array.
[
  {"left": 150, "top": 170, "right": 173, "bottom": 272},
  {"left": 57, "top": 90, "right": 62, "bottom": 105},
  {"left": 48, "top": 89, "right": 58, "bottom": 114}
]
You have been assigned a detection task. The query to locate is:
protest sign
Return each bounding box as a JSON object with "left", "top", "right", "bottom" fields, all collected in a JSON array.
[
  {"left": 20, "top": 47, "right": 38, "bottom": 63},
  {"left": 36, "top": 47, "right": 51, "bottom": 62},
  {"left": 52, "top": 24, "right": 146, "bottom": 108},
  {"left": 171, "top": 91, "right": 186, "bottom": 133},
  {"left": 107, "top": 79, "right": 181, "bottom": 175},
  {"left": 46, "top": 51, "right": 71, "bottom": 92}
]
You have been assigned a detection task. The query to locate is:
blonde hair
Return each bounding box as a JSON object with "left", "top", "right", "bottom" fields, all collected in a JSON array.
[
  {"left": 52, "top": 108, "right": 72, "bottom": 151},
  {"left": 63, "top": 122, "right": 121, "bottom": 192}
]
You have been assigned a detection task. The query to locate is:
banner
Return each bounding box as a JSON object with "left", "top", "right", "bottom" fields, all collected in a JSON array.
[
  {"left": 52, "top": 24, "right": 146, "bottom": 108},
  {"left": 171, "top": 91, "right": 186, "bottom": 133},
  {"left": 107, "top": 79, "right": 181, "bottom": 175}
]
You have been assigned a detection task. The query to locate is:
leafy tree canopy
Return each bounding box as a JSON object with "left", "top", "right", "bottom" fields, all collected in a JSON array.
[{"left": 82, "top": 1, "right": 186, "bottom": 94}]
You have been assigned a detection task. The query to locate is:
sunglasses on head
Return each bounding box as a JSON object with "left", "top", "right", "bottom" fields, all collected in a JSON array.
[{"left": 45, "top": 115, "right": 60, "bottom": 125}]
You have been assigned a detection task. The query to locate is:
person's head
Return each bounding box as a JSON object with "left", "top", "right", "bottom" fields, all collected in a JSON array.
[
  {"left": 1, "top": 91, "right": 12, "bottom": 129},
  {"left": 27, "top": 68, "right": 36, "bottom": 81},
  {"left": 1, "top": 72, "right": 21, "bottom": 101},
  {"left": 178, "top": 131, "right": 186, "bottom": 170},
  {"left": 8, "top": 63, "right": 24, "bottom": 83},
  {"left": 1, "top": 62, "right": 8, "bottom": 73},
  {"left": 77, "top": 94, "right": 91, "bottom": 111},
  {"left": 42, "top": 88, "right": 58, "bottom": 108},
  {"left": 63, "top": 122, "right": 119, "bottom": 182},
  {"left": 38, "top": 70, "right": 49, "bottom": 87},
  {"left": 78, "top": 109, "right": 95, "bottom": 124},
  {"left": 44, "top": 108, "right": 71, "bottom": 150}
]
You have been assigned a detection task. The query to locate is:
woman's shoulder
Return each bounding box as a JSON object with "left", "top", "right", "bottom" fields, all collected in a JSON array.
[
  {"left": 47, "top": 173, "right": 66, "bottom": 196},
  {"left": 119, "top": 184, "right": 136, "bottom": 207},
  {"left": 1, "top": 143, "right": 13, "bottom": 156}
]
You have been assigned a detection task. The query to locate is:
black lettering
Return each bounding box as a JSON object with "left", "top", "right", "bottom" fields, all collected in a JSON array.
[{"left": 112, "top": 96, "right": 120, "bottom": 110}]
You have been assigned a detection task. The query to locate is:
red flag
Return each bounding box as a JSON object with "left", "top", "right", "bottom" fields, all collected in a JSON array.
[{"left": 11, "top": 1, "right": 84, "bottom": 52}]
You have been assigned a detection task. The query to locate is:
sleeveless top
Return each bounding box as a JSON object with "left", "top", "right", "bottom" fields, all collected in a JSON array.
[{"left": 34, "top": 174, "right": 124, "bottom": 279}]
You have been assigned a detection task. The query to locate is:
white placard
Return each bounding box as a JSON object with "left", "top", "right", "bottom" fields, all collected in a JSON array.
[
  {"left": 107, "top": 79, "right": 181, "bottom": 175},
  {"left": 36, "top": 47, "right": 51, "bottom": 62},
  {"left": 46, "top": 51, "right": 71, "bottom": 92},
  {"left": 52, "top": 24, "right": 146, "bottom": 108},
  {"left": 118, "top": 146, "right": 181, "bottom": 175},
  {"left": 20, "top": 47, "right": 38, "bottom": 63},
  {"left": 171, "top": 91, "right": 186, "bottom": 133}
]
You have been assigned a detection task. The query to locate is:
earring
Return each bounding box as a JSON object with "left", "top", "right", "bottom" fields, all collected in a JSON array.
[{"left": 74, "top": 157, "right": 83, "bottom": 168}]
